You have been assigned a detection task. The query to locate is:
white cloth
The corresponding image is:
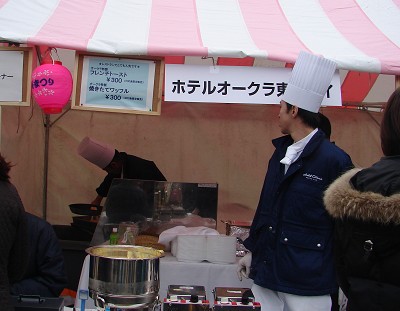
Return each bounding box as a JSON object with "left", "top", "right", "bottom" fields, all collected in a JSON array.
[
  {"left": 171, "top": 234, "right": 236, "bottom": 264},
  {"left": 158, "top": 225, "right": 219, "bottom": 251},
  {"left": 251, "top": 284, "right": 331, "bottom": 311},
  {"left": 280, "top": 128, "right": 318, "bottom": 173},
  {"left": 280, "top": 144, "right": 302, "bottom": 166},
  {"left": 205, "top": 235, "right": 236, "bottom": 264}
]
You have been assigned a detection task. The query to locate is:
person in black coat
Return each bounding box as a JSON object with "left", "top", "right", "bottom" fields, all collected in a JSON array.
[
  {"left": 0, "top": 153, "right": 28, "bottom": 311},
  {"left": 78, "top": 137, "right": 166, "bottom": 206},
  {"left": 324, "top": 87, "right": 400, "bottom": 311},
  {"left": 10, "top": 212, "right": 68, "bottom": 297}
]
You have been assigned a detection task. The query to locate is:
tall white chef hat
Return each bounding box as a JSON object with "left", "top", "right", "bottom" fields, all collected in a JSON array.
[
  {"left": 77, "top": 137, "right": 115, "bottom": 169},
  {"left": 281, "top": 51, "right": 337, "bottom": 113}
]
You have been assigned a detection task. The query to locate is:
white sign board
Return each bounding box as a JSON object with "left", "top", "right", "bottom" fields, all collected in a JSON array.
[
  {"left": 0, "top": 50, "right": 24, "bottom": 102},
  {"left": 165, "top": 64, "right": 342, "bottom": 106},
  {"left": 79, "top": 56, "right": 156, "bottom": 111}
]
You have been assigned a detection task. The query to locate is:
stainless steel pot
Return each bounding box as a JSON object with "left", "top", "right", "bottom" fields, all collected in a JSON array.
[{"left": 86, "top": 245, "right": 163, "bottom": 310}]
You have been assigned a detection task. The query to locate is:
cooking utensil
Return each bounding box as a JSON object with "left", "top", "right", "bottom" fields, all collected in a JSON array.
[
  {"left": 69, "top": 203, "right": 103, "bottom": 216},
  {"left": 86, "top": 245, "right": 163, "bottom": 309}
]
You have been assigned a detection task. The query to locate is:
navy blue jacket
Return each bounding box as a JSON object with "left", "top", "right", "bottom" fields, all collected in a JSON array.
[{"left": 244, "top": 130, "right": 353, "bottom": 296}]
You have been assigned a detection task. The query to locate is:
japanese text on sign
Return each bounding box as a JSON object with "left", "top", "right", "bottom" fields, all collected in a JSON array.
[
  {"left": 0, "top": 51, "right": 23, "bottom": 102},
  {"left": 80, "top": 57, "right": 156, "bottom": 111},
  {"left": 171, "top": 79, "right": 289, "bottom": 97},
  {"left": 165, "top": 65, "right": 341, "bottom": 106}
]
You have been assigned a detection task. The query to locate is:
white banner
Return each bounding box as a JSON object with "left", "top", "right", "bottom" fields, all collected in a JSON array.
[
  {"left": 0, "top": 50, "right": 23, "bottom": 102},
  {"left": 165, "top": 64, "right": 342, "bottom": 106}
]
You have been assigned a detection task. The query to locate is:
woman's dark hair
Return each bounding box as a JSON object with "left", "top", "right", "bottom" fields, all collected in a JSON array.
[
  {"left": 381, "top": 88, "right": 400, "bottom": 156},
  {"left": 0, "top": 153, "right": 12, "bottom": 182},
  {"left": 318, "top": 113, "right": 332, "bottom": 140},
  {"left": 286, "top": 103, "right": 320, "bottom": 129}
]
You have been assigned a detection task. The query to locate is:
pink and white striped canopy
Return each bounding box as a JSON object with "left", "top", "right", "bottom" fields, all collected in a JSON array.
[
  {"left": 1, "top": 0, "right": 400, "bottom": 76},
  {"left": 0, "top": 0, "right": 399, "bottom": 103}
]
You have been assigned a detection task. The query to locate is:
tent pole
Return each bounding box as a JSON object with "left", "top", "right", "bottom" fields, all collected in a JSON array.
[
  {"left": 35, "top": 45, "right": 49, "bottom": 220},
  {"left": 42, "top": 114, "right": 50, "bottom": 220}
]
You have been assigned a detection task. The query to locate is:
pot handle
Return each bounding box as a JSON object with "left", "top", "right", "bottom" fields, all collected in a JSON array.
[
  {"left": 152, "top": 297, "right": 162, "bottom": 311},
  {"left": 94, "top": 293, "right": 106, "bottom": 311},
  {"left": 17, "top": 295, "right": 44, "bottom": 304}
]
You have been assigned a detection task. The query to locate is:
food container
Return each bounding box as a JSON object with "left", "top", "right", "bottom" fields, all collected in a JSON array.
[{"left": 86, "top": 245, "right": 163, "bottom": 310}]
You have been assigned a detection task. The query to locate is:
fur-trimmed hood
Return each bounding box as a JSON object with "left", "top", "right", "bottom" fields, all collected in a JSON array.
[{"left": 324, "top": 168, "right": 400, "bottom": 225}]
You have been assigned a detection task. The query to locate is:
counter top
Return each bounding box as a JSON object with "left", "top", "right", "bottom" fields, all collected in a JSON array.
[{"left": 75, "top": 252, "right": 253, "bottom": 309}]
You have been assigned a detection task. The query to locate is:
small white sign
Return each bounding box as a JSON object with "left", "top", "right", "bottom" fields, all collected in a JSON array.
[
  {"left": 165, "top": 64, "right": 341, "bottom": 106},
  {"left": 0, "top": 51, "right": 23, "bottom": 102}
]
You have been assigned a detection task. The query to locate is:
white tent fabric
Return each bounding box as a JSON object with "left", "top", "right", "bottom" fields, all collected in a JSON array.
[{"left": 1, "top": 0, "right": 400, "bottom": 75}]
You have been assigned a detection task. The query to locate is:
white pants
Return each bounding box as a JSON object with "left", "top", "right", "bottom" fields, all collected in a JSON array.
[{"left": 252, "top": 284, "right": 332, "bottom": 311}]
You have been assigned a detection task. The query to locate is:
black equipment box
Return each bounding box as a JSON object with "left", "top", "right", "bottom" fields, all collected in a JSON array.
[
  {"left": 213, "top": 287, "right": 261, "bottom": 310},
  {"left": 167, "top": 285, "right": 207, "bottom": 301},
  {"left": 163, "top": 298, "right": 210, "bottom": 311},
  {"left": 163, "top": 285, "right": 209, "bottom": 311},
  {"left": 11, "top": 295, "right": 64, "bottom": 311}
]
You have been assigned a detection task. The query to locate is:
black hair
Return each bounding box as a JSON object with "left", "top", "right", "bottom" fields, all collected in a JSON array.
[
  {"left": 318, "top": 113, "right": 331, "bottom": 140},
  {"left": 286, "top": 103, "right": 320, "bottom": 129},
  {"left": 0, "top": 153, "right": 12, "bottom": 182},
  {"left": 381, "top": 88, "right": 400, "bottom": 156}
]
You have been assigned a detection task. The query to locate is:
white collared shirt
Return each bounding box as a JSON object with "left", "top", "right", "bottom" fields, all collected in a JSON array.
[{"left": 281, "top": 128, "right": 318, "bottom": 174}]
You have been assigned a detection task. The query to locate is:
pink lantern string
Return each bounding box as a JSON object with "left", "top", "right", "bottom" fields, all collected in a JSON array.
[{"left": 31, "top": 49, "right": 73, "bottom": 114}]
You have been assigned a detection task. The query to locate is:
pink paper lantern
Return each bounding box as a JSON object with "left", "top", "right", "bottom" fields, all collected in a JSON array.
[{"left": 31, "top": 60, "right": 73, "bottom": 114}]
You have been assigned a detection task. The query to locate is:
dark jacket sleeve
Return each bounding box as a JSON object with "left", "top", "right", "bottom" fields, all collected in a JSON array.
[
  {"left": 10, "top": 214, "right": 68, "bottom": 297},
  {"left": 96, "top": 173, "right": 116, "bottom": 197},
  {"left": 333, "top": 219, "right": 351, "bottom": 296},
  {"left": 146, "top": 161, "right": 166, "bottom": 181},
  {"left": 7, "top": 188, "right": 29, "bottom": 283}
]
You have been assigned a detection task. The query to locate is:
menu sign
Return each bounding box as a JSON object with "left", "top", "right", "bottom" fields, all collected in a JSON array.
[{"left": 79, "top": 56, "right": 156, "bottom": 111}]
